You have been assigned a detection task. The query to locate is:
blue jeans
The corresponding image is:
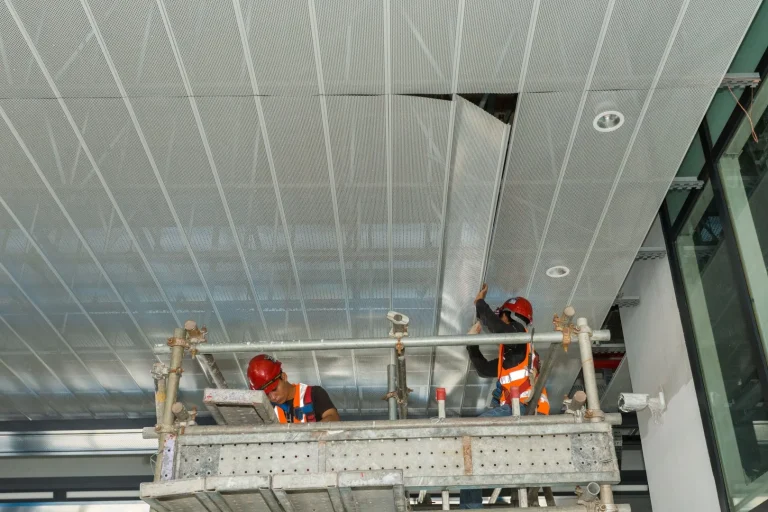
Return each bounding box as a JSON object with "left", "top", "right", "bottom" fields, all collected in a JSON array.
[{"left": 459, "top": 404, "right": 526, "bottom": 509}]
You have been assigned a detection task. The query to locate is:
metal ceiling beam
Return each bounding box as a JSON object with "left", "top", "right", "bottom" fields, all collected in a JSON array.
[{"left": 719, "top": 72, "right": 761, "bottom": 88}]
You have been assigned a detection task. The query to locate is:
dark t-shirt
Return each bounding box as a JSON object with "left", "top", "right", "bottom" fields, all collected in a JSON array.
[
  {"left": 466, "top": 299, "right": 528, "bottom": 378},
  {"left": 282, "top": 385, "right": 336, "bottom": 422}
]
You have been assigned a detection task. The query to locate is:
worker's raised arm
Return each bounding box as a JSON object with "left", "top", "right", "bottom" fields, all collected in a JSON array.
[
  {"left": 476, "top": 298, "right": 510, "bottom": 333},
  {"left": 465, "top": 321, "right": 498, "bottom": 378}
]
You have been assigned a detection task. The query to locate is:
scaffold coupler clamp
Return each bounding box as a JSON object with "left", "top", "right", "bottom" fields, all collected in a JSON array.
[
  {"left": 151, "top": 362, "right": 168, "bottom": 381},
  {"left": 183, "top": 319, "right": 208, "bottom": 357},
  {"left": 584, "top": 408, "right": 605, "bottom": 421}
]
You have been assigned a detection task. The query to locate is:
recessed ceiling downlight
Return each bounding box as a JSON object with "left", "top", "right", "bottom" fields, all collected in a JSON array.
[
  {"left": 593, "top": 111, "right": 624, "bottom": 132},
  {"left": 546, "top": 265, "right": 570, "bottom": 278}
]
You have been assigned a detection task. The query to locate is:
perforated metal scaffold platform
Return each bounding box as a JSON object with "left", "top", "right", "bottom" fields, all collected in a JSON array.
[{"left": 142, "top": 416, "right": 619, "bottom": 511}]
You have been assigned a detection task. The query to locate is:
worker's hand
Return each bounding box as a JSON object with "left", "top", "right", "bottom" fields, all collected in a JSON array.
[
  {"left": 468, "top": 321, "right": 482, "bottom": 335},
  {"left": 474, "top": 283, "right": 488, "bottom": 303}
]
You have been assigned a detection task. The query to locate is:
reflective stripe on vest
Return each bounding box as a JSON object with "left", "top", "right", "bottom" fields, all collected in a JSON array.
[{"left": 274, "top": 383, "right": 315, "bottom": 424}]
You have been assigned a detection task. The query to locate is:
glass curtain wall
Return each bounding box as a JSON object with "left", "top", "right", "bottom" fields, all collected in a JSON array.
[{"left": 662, "top": 4, "right": 768, "bottom": 509}]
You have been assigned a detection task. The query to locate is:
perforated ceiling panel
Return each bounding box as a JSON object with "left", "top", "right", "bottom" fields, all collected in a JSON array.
[{"left": 0, "top": 0, "right": 761, "bottom": 420}]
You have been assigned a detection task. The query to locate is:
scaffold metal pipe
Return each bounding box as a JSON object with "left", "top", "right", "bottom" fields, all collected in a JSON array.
[{"left": 152, "top": 330, "right": 611, "bottom": 355}]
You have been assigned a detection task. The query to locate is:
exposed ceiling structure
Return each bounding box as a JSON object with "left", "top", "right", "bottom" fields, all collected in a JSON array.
[{"left": 0, "top": 0, "right": 761, "bottom": 421}]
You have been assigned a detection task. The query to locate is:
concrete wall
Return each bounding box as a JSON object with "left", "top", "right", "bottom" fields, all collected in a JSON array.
[{"left": 619, "top": 217, "right": 720, "bottom": 512}]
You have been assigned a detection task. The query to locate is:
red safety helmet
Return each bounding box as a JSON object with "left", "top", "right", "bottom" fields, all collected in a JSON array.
[
  {"left": 247, "top": 354, "right": 283, "bottom": 393},
  {"left": 497, "top": 297, "right": 533, "bottom": 327}
]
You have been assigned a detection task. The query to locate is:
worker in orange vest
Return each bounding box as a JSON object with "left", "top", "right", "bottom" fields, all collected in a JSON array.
[
  {"left": 247, "top": 354, "right": 341, "bottom": 423},
  {"left": 467, "top": 283, "right": 550, "bottom": 417}
]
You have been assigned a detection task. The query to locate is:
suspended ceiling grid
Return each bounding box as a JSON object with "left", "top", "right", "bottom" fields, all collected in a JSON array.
[{"left": 0, "top": 0, "right": 760, "bottom": 421}]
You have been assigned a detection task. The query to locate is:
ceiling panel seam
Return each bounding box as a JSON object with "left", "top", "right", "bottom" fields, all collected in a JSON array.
[
  {"left": 154, "top": 0, "right": 272, "bottom": 386},
  {"left": 307, "top": 0, "right": 358, "bottom": 413},
  {"left": 426, "top": 0, "right": 466, "bottom": 415},
  {"left": 3, "top": 0, "right": 184, "bottom": 354},
  {"left": 523, "top": 0, "right": 617, "bottom": 297},
  {"left": 231, "top": 0, "right": 321, "bottom": 386},
  {"left": 0, "top": 193, "right": 147, "bottom": 394},
  {"left": 483, "top": 0, "right": 541, "bottom": 263},
  {"left": 456, "top": 122, "right": 511, "bottom": 415},
  {"left": 0, "top": 315, "right": 96, "bottom": 418},
  {"left": 384, "top": 0, "right": 394, "bottom": 312},
  {"left": 0, "top": 104, "right": 160, "bottom": 356},
  {"left": 566, "top": 0, "right": 692, "bottom": 306},
  {"left": 0, "top": 261, "right": 118, "bottom": 398}
]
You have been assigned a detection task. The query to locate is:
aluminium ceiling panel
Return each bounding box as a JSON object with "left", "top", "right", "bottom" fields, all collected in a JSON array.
[
  {"left": 85, "top": 0, "right": 185, "bottom": 97},
  {"left": 261, "top": 97, "right": 347, "bottom": 338},
  {"left": 590, "top": 0, "right": 686, "bottom": 91},
  {"left": 192, "top": 97, "right": 297, "bottom": 340},
  {"left": 390, "top": 0, "right": 459, "bottom": 93},
  {"left": 5, "top": 0, "right": 120, "bottom": 98},
  {"left": 122, "top": 96, "right": 261, "bottom": 345},
  {"left": 391, "top": 95, "right": 450, "bottom": 322},
  {"left": 485, "top": 91, "right": 582, "bottom": 304},
  {"left": 326, "top": 96, "right": 390, "bottom": 336},
  {"left": 239, "top": 0, "right": 318, "bottom": 96},
  {"left": 572, "top": 88, "right": 715, "bottom": 326},
  {"left": 527, "top": 90, "right": 645, "bottom": 315},
  {"left": 163, "top": 0, "right": 251, "bottom": 97},
  {"left": 0, "top": 9, "right": 51, "bottom": 98},
  {"left": 524, "top": 0, "right": 611, "bottom": 92},
  {"left": 656, "top": 0, "right": 763, "bottom": 89},
  {"left": 0, "top": 352, "right": 72, "bottom": 394},
  {"left": 437, "top": 96, "right": 508, "bottom": 336},
  {"left": 316, "top": 0, "right": 385, "bottom": 94},
  {"left": 456, "top": 0, "right": 533, "bottom": 93}
]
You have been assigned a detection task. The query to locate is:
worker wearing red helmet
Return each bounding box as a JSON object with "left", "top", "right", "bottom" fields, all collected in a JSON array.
[
  {"left": 467, "top": 283, "right": 550, "bottom": 416},
  {"left": 247, "top": 355, "right": 340, "bottom": 423}
]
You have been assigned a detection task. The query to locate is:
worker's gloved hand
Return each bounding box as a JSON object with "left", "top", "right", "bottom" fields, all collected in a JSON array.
[
  {"left": 467, "top": 321, "right": 482, "bottom": 335},
  {"left": 474, "top": 283, "right": 488, "bottom": 303}
]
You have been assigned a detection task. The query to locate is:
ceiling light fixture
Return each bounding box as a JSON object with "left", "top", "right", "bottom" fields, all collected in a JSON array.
[
  {"left": 593, "top": 111, "right": 624, "bottom": 132},
  {"left": 546, "top": 265, "right": 570, "bottom": 278}
]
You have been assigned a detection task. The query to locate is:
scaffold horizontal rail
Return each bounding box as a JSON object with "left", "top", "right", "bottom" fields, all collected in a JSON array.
[{"left": 152, "top": 329, "right": 611, "bottom": 355}]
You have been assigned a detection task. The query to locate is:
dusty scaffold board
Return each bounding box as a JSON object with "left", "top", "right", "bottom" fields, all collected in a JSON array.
[
  {"left": 203, "top": 388, "right": 277, "bottom": 426},
  {"left": 167, "top": 420, "right": 619, "bottom": 491},
  {"left": 141, "top": 470, "right": 408, "bottom": 512}
]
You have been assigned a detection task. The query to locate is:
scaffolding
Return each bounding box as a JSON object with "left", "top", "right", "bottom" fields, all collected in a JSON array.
[{"left": 142, "top": 311, "right": 628, "bottom": 511}]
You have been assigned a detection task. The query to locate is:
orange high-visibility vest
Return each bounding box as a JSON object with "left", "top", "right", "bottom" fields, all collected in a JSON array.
[
  {"left": 274, "top": 383, "right": 316, "bottom": 423},
  {"left": 497, "top": 343, "right": 550, "bottom": 415}
]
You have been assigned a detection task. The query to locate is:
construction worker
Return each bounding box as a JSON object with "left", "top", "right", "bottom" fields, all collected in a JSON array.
[
  {"left": 461, "top": 285, "right": 550, "bottom": 509},
  {"left": 247, "top": 354, "right": 341, "bottom": 423},
  {"left": 467, "top": 283, "right": 550, "bottom": 416}
]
